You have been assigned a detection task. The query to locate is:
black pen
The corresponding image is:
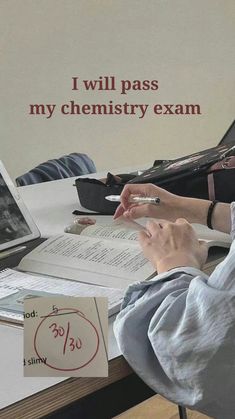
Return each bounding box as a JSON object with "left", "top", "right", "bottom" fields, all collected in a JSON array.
[
  {"left": 105, "top": 195, "right": 161, "bottom": 204},
  {"left": 73, "top": 210, "right": 108, "bottom": 216}
]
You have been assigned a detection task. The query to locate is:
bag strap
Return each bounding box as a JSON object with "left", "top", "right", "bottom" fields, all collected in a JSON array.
[
  {"left": 207, "top": 173, "right": 215, "bottom": 201},
  {"left": 208, "top": 156, "right": 235, "bottom": 173},
  {"left": 207, "top": 156, "right": 235, "bottom": 200}
]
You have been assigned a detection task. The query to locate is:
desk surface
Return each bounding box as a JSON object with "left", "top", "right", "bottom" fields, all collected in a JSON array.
[
  {"left": 0, "top": 249, "right": 228, "bottom": 419},
  {"left": 18, "top": 163, "right": 149, "bottom": 238},
  {"left": 0, "top": 317, "right": 132, "bottom": 419},
  {"left": 19, "top": 174, "right": 111, "bottom": 238},
  {"left": 0, "top": 167, "right": 229, "bottom": 417},
  {"left": 0, "top": 165, "right": 148, "bottom": 417}
]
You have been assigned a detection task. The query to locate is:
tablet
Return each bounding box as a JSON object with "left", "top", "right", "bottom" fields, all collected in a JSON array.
[{"left": 0, "top": 161, "right": 40, "bottom": 251}]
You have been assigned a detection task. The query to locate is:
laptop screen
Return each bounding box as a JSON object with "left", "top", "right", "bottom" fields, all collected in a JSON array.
[
  {"left": 219, "top": 120, "right": 235, "bottom": 144},
  {"left": 0, "top": 162, "right": 40, "bottom": 251}
]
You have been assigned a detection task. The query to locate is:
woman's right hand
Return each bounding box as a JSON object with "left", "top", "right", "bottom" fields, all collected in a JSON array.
[{"left": 114, "top": 183, "right": 186, "bottom": 221}]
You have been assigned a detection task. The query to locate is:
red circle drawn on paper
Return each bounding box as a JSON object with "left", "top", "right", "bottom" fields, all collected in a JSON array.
[{"left": 33, "top": 307, "right": 100, "bottom": 372}]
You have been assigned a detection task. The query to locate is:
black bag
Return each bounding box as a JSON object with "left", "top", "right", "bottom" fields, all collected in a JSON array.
[
  {"left": 129, "top": 144, "right": 235, "bottom": 203},
  {"left": 75, "top": 173, "right": 126, "bottom": 215},
  {"left": 75, "top": 136, "right": 235, "bottom": 214}
]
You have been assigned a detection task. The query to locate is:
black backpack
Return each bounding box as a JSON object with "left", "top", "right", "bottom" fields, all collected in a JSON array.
[
  {"left": 129, "top": 120, "right": 235, "bottom": 203},
  {"left": 76, "top": 121, "right": 235, "bottom": 214},
  {"left": 129, "top": 143, "right": 235, "bottom": 203}
]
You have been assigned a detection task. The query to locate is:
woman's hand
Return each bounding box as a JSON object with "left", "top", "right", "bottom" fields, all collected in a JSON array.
[
  {"left": 139, "top": 218, "right": 208, "bottom": 273},
  {"left": 114, "top": 183, "right": 231, "bottom": 234},
  {"left": 114, "top": 183, "right": 186, "bottom": 221}
]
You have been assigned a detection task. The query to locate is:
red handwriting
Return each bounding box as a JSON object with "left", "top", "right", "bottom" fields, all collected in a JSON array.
[
  {"left": 49, "top": 322, "right": 82, "bottom": 355},
  {"left": 34, "top": 308, "right": 100, "bottom": 372}
]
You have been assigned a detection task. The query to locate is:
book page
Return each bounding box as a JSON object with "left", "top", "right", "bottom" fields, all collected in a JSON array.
[
  {"left": 80, "top": 219, "right": 232, "bottom": 248},
  {"left": 192, "top": 223, "right": 232, "bottom": 248},
  {"left": 24, "top": 296, "right": 108, "bottom": 377},
  {"left": 80, "top": 220, "right": 143, "bottom": 241},
  {"left": 0, "top": 269, "right": 124, "bottom": 323},
  {"left": 18, "top": 234, "right": 154, "bottom": 287},
  {"left": 78, "top": 218, "right": 232, "bottom": 249}
]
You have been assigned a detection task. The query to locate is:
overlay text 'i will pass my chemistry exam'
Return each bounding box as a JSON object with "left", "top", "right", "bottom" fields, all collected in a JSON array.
[{"left": 29, "top": 76, "right": 201, "bottom": 119}]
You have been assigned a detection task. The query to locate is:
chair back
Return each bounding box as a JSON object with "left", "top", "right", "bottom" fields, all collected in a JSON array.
[{"left": 16, "top": 153, "right": 96, "bottom": 186}]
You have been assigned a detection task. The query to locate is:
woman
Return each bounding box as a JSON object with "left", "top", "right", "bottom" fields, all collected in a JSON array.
[{"left": 113, "top": 183, "right": 235, "bottom": 419}]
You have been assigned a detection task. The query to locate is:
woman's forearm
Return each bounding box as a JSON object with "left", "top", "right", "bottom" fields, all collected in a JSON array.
[
  {"left": 115, "top": 183, "right": 232, "bottom": 234},
  {"left": 178, "top": 197, "right": 231, "bottom": 234}
]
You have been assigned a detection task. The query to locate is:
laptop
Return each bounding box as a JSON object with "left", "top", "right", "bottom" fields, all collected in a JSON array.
[
  {"left": 0, "top": 161, "right": 41, "bottom": 254},
  {"left": 219, "top": 119, "right": 235, "bottom": 145}
]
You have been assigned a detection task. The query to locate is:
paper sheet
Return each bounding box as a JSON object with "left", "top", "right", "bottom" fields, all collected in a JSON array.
[
  {"left": 0, "top": 269, "right": 123, "bottom": 322},
  {"left": 24, "top": 296, "right": 108, "bottom": 377}
]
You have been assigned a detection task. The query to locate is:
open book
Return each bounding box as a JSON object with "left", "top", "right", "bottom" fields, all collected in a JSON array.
[
  {"left": 18, "top": 220, "right": 154, "bottom": 290},
  {"left": 18, "top": 218, "right": 231, "bottom": 290},
  {"left": 192, "top": 223, "right": 232, "bottom": 248},
  {"left": 0, "top": 219, "right": 231, "bottom": 324}
]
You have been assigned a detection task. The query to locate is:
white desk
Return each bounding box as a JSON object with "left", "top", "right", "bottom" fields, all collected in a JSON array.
[
  {"left": 0, "top": 167, "right": 227, "bottom": 418},
  {"left": 0, "top": 166, "right": 148, "bottom": 418},
  {"left": 18, "top": 163, "right": 150, "bottom": 237},
  {"left": 0, "top": 316, "right": 129, "bottom": 418},
  {"left": 19, "top": 174, "right": 111, "bottom": 238}
]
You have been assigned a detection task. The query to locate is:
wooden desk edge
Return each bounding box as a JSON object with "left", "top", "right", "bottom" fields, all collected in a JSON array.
[
  {"left": 1, "top": 251, "right": 227, "bottom": 419},
  {"left": 1, "top": 356, "right": 132, "bottom": 419}
]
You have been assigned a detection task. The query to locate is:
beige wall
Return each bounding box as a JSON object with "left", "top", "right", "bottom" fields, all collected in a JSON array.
[{"left": 1, "top": 0, "right": 234, "bottom": 180}]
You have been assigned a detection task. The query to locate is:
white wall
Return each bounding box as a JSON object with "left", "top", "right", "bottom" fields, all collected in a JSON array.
[{"left": 1, "top": 0, "right": 234, "bottom": 180}]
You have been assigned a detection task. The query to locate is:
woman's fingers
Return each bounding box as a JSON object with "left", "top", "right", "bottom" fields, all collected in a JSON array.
[
  {"left": 113, "top": 204, "right": 125, "bottom": 219},
  {"left": 139, "top": 230, "right": 150, "bottom": 241},
  {"left": 114, "top": 203, "right": 158, "bottom": 220},
  {"left": 120, "top": 184, "right": 159, "bottom": 210}
]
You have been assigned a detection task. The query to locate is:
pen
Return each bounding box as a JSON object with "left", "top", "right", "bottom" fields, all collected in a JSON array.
[
  {"left": 0, "top": 245, "right": 27, "bottom": 260},
  {"left": 105, "top": 195, "right": 161, "bottom": 204},
  {"left": 72, "top": 210, "right": 105, "bottom": 216}
]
